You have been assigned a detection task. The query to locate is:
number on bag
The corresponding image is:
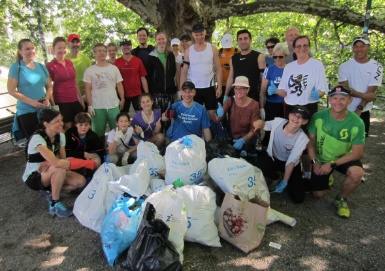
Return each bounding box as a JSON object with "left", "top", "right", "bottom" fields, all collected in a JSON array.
[
  {"left": 190, "top": 169, "right": 203, "bottom": 183},
  {"left": 248, "top": 176, "right": 256, "bottom": 188}
]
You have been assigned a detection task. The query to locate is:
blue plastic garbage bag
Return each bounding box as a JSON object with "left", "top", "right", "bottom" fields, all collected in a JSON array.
[{"left": 101, "top": 195, "right": 143, "bottom": 267}]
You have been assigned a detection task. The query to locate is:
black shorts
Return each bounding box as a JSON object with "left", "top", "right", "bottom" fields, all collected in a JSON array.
[
  {"left": 17, "top": 112, "right": 39, "bottom": 139},
  {"left": 309, "top": 160, "right": 363, "bottom": 191},
  {"left": 123, "top": 95, "right": 141, "bottom": 112},
  {"left": 194, "top": 86, "right": 217, "bottom": 110},
  {"left": 25, "top": 171, "right": 49, "bottom": 191},
  {"left": 57, "top": 101, "right": 84, "bottom": 123}
]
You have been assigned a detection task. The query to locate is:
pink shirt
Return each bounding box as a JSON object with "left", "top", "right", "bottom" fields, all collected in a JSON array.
[{"left": 46, "top": 58, "right": 79, "bottom": 103}]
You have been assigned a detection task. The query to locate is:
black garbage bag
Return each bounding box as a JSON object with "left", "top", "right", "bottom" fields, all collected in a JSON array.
[
  {"left": 206, "top": 137, "right": 238, "bottom": 162},
  {"left": 121, "top": 203, "right": 182, "bottom": 271}
]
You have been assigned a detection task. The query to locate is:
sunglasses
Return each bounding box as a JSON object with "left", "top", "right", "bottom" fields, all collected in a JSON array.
[
  {"left": 273, "top": 55, "right": 285, "bottom": 59},
  {"left": 294, "top": 44, "right": 310, "bottom": 49},
  {"left": 266, "top": 45, "right": 275, "bottom": 49}
]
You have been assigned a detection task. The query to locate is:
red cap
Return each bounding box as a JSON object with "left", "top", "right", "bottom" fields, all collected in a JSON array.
[{"left": 68, "top": 34, "right": 80, "bottom": 42}]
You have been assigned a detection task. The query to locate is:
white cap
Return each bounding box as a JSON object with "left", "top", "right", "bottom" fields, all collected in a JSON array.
[
  {"left": 221, "top": 34, "right": 233, "bottom": 49},
  {"left": 171, "top": 38, "right": 180, "bottom": 46}
]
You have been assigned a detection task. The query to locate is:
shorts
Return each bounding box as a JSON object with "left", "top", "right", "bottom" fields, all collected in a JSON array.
[
  {"left": 25, "top": 171, "right": 48, "bottom": 191},
  {"left": 194, "top": 86, "right": 217, "bottom": 110},
  {"left": 17, "top": 112, "right": 39, "bottom": 139},
  {"left": 57, "top": 101, "right": 84, "bottom": 123},
  {"left": 122, "top": 95, "right": 141, "bottom": 112},
  {"left": 360, "top": 110, "right": 370, "bottom": 137},
  {"left": 309, "top": 160, "right": 363, "bottom": 191}
]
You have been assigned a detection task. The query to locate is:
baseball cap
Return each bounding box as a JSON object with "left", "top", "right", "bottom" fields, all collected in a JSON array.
[
  {"left": 120, "top": 39, "right": 132, "bottom": 46},
  {"left": 221, "top": 34, "right": 233, "bottom": 49},
  {"left": 192, "top": 23, "right": 205, "bottom": 33},
  {"left": 328, "top": 85, "right": 351, "bottom": 97},
  {"left": 232, "top": 76, "right": 250, "bottom": 88},
  {"left": 171, "top": 38, "right": 180, "bottom": 46},
  {"left": 68, "top": 34, "right": 80, "bottom": 42},
  {"left": 180, "top": 34, "right": 191, "bottom": 41},
  {"left": 290, "top": 106, "right": 310, "bottom": 120},
  {"left": 353, "top": 36, "right": 370, "bottom": 45},
  {"left": 181, "top": 81, "right": 195, "bottom": 90}
]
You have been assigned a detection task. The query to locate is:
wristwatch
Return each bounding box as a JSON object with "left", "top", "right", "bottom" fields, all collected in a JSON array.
[
  {"left": 357, "top": 105, "right": 364, "bottom": 111},
  {"left": 330, "top": 161, "right": 337, "bottom": 170}
]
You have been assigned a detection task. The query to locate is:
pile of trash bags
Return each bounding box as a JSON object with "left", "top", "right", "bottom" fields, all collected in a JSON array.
[{"left": 72, "top": 135, "right": 296, "bottom": 268}]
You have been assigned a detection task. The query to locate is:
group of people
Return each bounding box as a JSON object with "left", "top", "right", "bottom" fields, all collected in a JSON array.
[{"left": 7, "top": 23, "right": 383, "bottom": 219}]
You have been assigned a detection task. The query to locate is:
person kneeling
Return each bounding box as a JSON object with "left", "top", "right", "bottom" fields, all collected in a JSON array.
[
  {"left": 23, "top": 109, "right": 91, "bottom": 218},
  {"left": 253, "top": 106, "right": 310, "bottom": 203}
]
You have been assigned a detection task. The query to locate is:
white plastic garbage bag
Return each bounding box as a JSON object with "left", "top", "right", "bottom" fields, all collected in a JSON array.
[
  {"left": 176, "top": 185, "right": 221, "bottom": 247},
  {"left": 165, "top": 135, "right": 207, "bottom": 186}
]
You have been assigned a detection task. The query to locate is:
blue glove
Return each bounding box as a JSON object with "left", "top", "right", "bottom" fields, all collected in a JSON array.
[
  {"left": 310, "top": 85, "right": 320, "bottom": 100},
  {"left": 223, "top": 95, "right": 228, "bottom": 103},
  {"left": 267, "top": 80, "right": 278, "bottom": 95},
  {"left": 217, "top": 102, "right": 224, "bottom": 117},
  {"left": 233, "top": 138, "right": 245, "bottom": 150},
  {"left": 179, "top": 136, "right": 193, "bottom": 148},
  {"left": 274, "top": 180, "right": 288, "bottom": 193}
]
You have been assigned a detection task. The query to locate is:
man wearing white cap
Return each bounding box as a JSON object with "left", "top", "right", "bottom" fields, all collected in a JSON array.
[
  {"left": 218, "top": 33, "right": 238, "bottom": 104},
  {"left": 338, "top": 36, "right": 383, "bottom": 137},
  {"left": 65, "top": 34, "right": 92, "bottom": 96}
]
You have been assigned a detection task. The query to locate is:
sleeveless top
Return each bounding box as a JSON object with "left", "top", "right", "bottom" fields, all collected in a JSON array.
[{"left": 189, "top": 43, "right": 214, "bottom": 88}]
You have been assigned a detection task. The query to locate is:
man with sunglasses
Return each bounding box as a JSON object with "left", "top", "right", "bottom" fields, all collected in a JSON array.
[{"left": 338, "top": 36, "right": 383, "bottom": 137}]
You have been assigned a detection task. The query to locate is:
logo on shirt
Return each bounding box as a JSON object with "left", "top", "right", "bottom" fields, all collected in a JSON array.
[
  {"left": 288, "top": 73, "right": 308, "bottom": 96},
  {"left": 240, "top": 58, "right": 246, "bottom": 60},
  {"left": 340, "top": 129, "right": 348, "bottom": 140}
]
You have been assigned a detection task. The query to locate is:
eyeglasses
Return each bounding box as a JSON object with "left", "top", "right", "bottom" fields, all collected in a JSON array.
[
  {"left": 94, "top": 49, "right": 107, "bottom": 53},
  {"left": 266, "top": 45, "right": 275, "bottom": 49},
  {"left": 234, "top": 87, "right": 248, "bottom": 91},
  {"left": 294, "top": 44, "right": 310, "bottom": 49},
  {"left": 273, "top": 55, "right": 285, "bottom": 59}
]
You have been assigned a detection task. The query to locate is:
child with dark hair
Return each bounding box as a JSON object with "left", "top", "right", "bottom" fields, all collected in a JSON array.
[
  {"left": 107, "top": 112, "right": 138, "bottom": 165},
  {"left": 65, "top": 112, "right": 105, "bottom": 172}
]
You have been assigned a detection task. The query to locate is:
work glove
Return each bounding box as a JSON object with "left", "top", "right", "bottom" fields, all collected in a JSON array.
[
  {"left": 217, "top": 102, "right": 224, "bottom": 117},
  {"left": 121, "top": 152, "right": 130, "bottom": 166},
  {"left": 274, "top": 179, "right": 288, "bottom": 193},
  {"left": 223, "top": 95, "right": 228, "bottom": 103},
  {"left": 260, "top": 108, "right": 265, "bottom": 120},
  {"left": 310, "top": 85, "right": 320, "bottom": 101},
  {"left": 87, "top": 106, "right": 95, "bottom": 117},
  {"left": 267, "top": 80, "right": 278, "bottom": 95},
  {"left": 114, "top": 128, "right": 124, "bottom": 142},
  {"left": 233, "top": 138, "right": 245, "bottom": 150},
  {"left": 68, "top": 158, "right": 96, "bottom": 170},
  {"left": 177, "top": 90, "right": 182, "bottom": 100}
]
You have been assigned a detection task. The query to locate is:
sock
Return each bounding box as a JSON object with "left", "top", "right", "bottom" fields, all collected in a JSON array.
[
  {"left": 51, "top": 200, "right": 59, "bottom": 207},
  {"left": 304, "top": 172, "right": 311, "bottom": 179}
]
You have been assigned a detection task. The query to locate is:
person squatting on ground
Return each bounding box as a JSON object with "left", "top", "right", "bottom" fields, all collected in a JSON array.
[
  {"left": 253, "top": 106, "right": 310, "bottom": 203},
  {"left": 23, "top": 109, "right": 96, "bottom": 218},
  {"left": 65, "top": 112, "right": 105, "bottom": 177},
  {"left": 163, "top": 81, "right": 212, "bottom": 142},
  {"left": 214, "top": 76, "right": 260, "bottom": 150},
  {"left": 107, "top": 112, "right": 139, "bottom": 166},
  {"left": 8, "top": 38, "right": 53, "bottom": 140},
  {"left": 83, "top": 43, "right": 125, "bottom": 140},
  {"left": 307, "top": 86, "right": 365, "bottom": 218}
]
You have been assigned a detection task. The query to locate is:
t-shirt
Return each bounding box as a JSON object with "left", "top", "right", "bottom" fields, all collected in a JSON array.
[
  {"left": 114, "top": 56, "right": 147, "bottom": 98},
  {"left": 338, "top": 58, "right": 383, "bottom": 112},
  {"left": 65, "top": 53, "right": 92, "bottom": 95},
  {"left": 272, "top": 120, "right": 301, "bottom": 161},
  {"left": 189, "top": 43, "right": 214, "bottom": 88},
  {"left": 131, "top": 109, "right": 161, "bottom": 140},
  {"left": 166, "top": 101, "right": 210, "bottom": 141},
  {"left": 107, "top": 127, "right": 134, "bottom": 154},
  {"left": 22, "top": 132, "right": 66, "bottom": 181},
  {"left": 8, "top": 61, "right": 49, "bottom": 115},
  {"left": 278, "top": 58, "right": 329, "bottom": 106},
  {"left": 265, "top": 55, "right": 274, "bottom": 66},
  {"left": 308, "top": 109, "right": 365, "bottom": 163},
  {"left": 219, "top": 47, "right": 237, "bottom": 86},
  {"left": 263, "top": 64, "right": 284, "bottom": 103},
  {"left": 83, "top": 64, "right": 123, "bottom": 109},
  {"left": 46, "top": 58, "right": 78, "bottom": 103}
]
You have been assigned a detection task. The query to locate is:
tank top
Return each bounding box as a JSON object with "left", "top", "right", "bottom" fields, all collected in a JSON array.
[{"left": 189, "top": 43, "right": 214, "bottom": 88}]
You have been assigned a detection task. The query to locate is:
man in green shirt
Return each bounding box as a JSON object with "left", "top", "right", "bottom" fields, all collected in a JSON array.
[
  {"left": 65, "top": 34, "right": 92, "bottom": 96},
  {"left": 307, "top": 85, "right": 365, "bottom": 218}
]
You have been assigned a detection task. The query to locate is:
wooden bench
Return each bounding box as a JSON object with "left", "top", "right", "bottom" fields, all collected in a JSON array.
[{"left": 0, "top": 115, "right": 14, "bottom": 145}]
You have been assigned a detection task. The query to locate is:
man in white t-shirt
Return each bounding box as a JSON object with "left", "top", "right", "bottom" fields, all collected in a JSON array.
[
  {"left": 338, "top": 36, "right": 383, "bottom": 137},
  {"left": 83, "top": 43, "right": 125, "bottom": 139}
]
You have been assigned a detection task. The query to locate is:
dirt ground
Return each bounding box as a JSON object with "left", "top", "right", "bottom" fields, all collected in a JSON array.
[{"left": 0, "top": 117, "right": 384, "bottom": 271}]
